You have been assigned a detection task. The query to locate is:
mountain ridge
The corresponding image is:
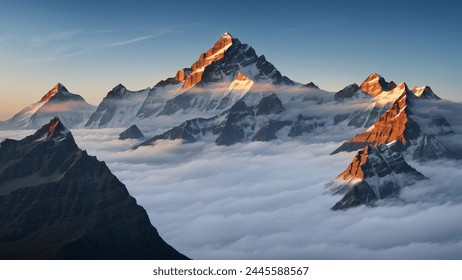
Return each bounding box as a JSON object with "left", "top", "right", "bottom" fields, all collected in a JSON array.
[
  {"left": 6, "top": 84, "right": 95, "bottom": 129},
  {"left": 0, "top": 118, "right": 187, "bottom": 259}
]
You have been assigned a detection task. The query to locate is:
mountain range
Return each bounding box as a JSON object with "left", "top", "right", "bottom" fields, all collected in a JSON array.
[{"left": 0, "top": 33, "right": 462, "bottom": 234}]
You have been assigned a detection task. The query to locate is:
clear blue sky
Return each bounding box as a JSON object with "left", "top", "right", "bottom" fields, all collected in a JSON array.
[{"left": 1, "top": 0, "right": 461, "bottom": 120}]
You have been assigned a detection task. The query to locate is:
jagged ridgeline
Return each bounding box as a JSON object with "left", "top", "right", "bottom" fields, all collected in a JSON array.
[
  {"left": 329, "top": 73, "right": 455, "bottom": 210},
  {"left": 2, "top": 33, "right": 460, "bottom": 215}
]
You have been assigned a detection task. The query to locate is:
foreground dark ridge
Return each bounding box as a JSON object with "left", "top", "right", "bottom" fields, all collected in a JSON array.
[{"left": 0, "top": 117, "right": 188, "bottom": 260}]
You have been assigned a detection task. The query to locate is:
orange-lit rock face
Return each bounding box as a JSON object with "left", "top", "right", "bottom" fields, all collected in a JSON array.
[
  {"left": 40, "top": 83, "right": 62, "bottom": 103},
  {"left": 360, "top": 73, "right": 397, "bottom": 97},
  {"left": 175, "top": 68, "right": 192, "bottom": 82},
  {"left": 48, "top": 118, "right": 61, "bottom": 136},
  {"left": 347, "top": 92, "right": 409, "bottom": 146},
  {"left": 175, "top": 69, "right": 187, "bottom": 82},
  {"left": 338, "top": 146, "right": 371, "bottom": 180},
  {"left": 182, "top": 33, "right": 233, "bottom": 90},
  {"left": 235, "top": 72, "right": 249, "bottom": 81}
]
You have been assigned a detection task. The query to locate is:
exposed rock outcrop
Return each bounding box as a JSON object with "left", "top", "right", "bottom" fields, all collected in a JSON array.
[
  {"left": 182, "top": 33, "right": 233, "bottom": 90},
  {"left": 331, "top": 144, "right": 426, "bottom": 210},
  {"left": 119, "top": 124, "right": 145, "bottom": 140},
  {"left": 360, "top": 72, "right": 397, "bottom": 97},
  {"left": 334, "top": 83, "right": 360, "bottom": 101}
]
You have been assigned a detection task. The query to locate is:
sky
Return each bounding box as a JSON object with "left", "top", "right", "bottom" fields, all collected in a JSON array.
[{"left": 1, "top": 0, "right": 461, "bottom": 120}]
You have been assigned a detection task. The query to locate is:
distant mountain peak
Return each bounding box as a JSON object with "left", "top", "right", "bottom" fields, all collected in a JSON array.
[
  {"left": 360, "top": 72, "right": 397, "bottom": 97},
  {"left": 334, "top": 83, "right": 361, "bottom": 101},
  {"left": 106, "top": 84, "right": 129, "bottom": 99},
  {"left": 39, "top": 83, "right": 70, "bottom": 103},
  {"left": 7, "top": 84, "right": 94, "bottom": 129},
  {"left": 113, "top": 83, "right": 126, "bottom": 91},
  {"left": 301, "top": 82, "right": 319, "bottom": 89},
  {"left": 411, "top": 85, "right": 441, "bottom": 100}
]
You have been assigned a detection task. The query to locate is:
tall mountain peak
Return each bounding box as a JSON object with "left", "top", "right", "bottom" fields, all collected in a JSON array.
[
  {"left": 39, "top": 83, "right": 70, "bottom": 103},
  {"left": 221, "top": 32, "right": 233, "bottom": 39},
  {"left": 181, "top": 33, "right": 234, "bottom": 90},
  {"left": 360, "top": 72, "right": 397, "bottom": 97}
]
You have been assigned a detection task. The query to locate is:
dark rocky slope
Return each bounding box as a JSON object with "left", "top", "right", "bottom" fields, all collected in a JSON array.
[{"left": 0, "top": 118, "right": 187, "bottom": 260}]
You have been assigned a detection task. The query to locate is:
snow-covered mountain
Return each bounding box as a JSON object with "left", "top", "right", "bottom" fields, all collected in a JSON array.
[
  {"left": 332, "top": 81, "right": 452, "bottom": 160},
  {"left": 333, "top": 73, "right": 408, "bottom": 129},
  {"left": 330, "top": 144, "right": 426, "bottom": 210},
  {"left": 136, "top": 73, "right": 431, "bottom": 148},
  {"left": 136, "top": 90, "right": 333, "bottom": 148},
  {"left": 0, "top": 118, "right": 187, "bottom": 259},
  {"left": 6, "top": 83, "right": 95, "bottom": 129},
  {"left": 327, "top": 74, "right": 458, "bottom": 209},
  {"left": 85, "top": 84, "right": 150, "bottom": 128},
  {"left": 131, "top": 69, "right": 460, "bottom": 212},
  {"left": 87, "top": 32, "right": 302, "bottom": 128}
]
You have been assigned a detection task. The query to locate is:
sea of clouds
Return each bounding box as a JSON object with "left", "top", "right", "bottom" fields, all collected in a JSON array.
[
  {"left": 61, "top": 128, "right": 462, "bottom": 259},
  {"left": 1, "top": 123, "right": 462, "bottom": 259}
]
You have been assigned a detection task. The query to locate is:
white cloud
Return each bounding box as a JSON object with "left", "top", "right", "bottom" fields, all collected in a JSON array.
[
  {"left": 70, "top": 129, "right": 462, "bottom": 259},
  {"left": 1, "top": 127, "right": 462, "bottom": 260},
  {"left": 109, "top": 35, "right": 161, "bottom": 47}
]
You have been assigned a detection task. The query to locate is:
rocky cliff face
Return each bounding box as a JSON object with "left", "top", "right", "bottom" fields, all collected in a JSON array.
[
  {"left": 331, "top": 144, "right": 426, "bottom": 210},
  {"left": 175, "top": 68, "right": 192, "bottom": 82},
  {"left": 332, "top": 84, "right": 421, "bottom": 153},
  {"left": 0, "top": 118, "right": 187, "bottom": 260},
  {"left": 334, "top": 83, "right": 360, "bottom": 101},
  {"left": 328, "top": 75, "right": 455, "bottom": 210},
  {"left": 332, "top": 81, "right": 452, "bottom": 159},
  {"left": 182, "top": 33, "right": 233, "bottom": 90},
  {"left": 256, "top": 93, "right": 285, "bottom": 115},
  {"left": 360, "top": 72, "right": 397, "bottom": 97},
  {"left": 198, "top": 34, "right": 294, "bottom": 86}
]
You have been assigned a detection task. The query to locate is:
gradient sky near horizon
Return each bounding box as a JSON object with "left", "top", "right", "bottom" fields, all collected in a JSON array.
[{"left": 1, "top": 0, "right": 461, "bottom": 120}]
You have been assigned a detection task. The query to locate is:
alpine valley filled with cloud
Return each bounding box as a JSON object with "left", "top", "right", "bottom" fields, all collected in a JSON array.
[{"left": 1, "top": 32, "right": 462, "bottom": 260}]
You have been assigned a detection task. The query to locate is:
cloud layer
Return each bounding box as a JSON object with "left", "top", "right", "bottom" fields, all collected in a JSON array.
[
  {"left": 73, "top": 130, "right": 462, "bottom": 259},
  {"left": 1, "top": 128, "right": 462, "bottom": 259}
]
